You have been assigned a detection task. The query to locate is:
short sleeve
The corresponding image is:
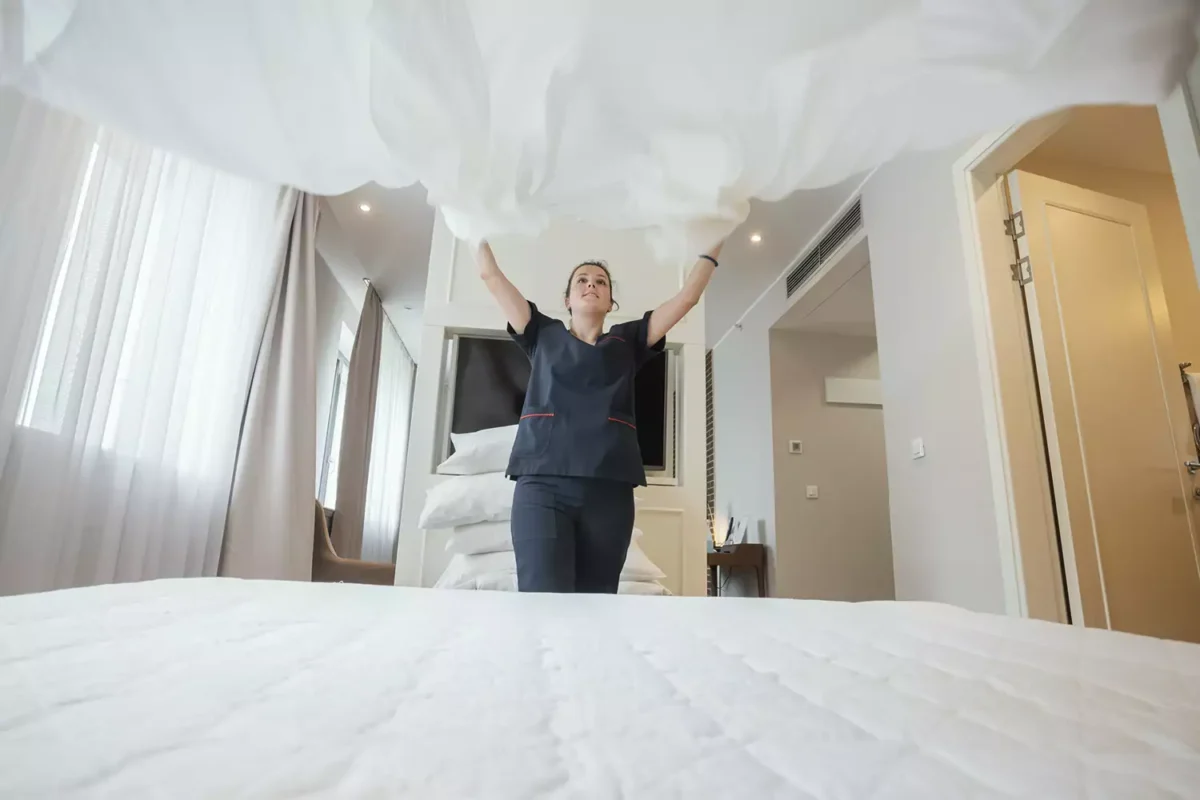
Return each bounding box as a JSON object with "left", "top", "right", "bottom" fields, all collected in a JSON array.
[
  {"left": 507, "top": 301, "right": 552, "bottom": 357},
  {"left": 613, "top": 311, "right": 665, "bottom": 369}
]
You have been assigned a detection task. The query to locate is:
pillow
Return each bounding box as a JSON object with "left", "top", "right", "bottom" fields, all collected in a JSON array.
[
  {"left": 618, "top": 580, "right": 671, "bottom": 596},
  {"left": 434, "top": 537, "right": 665, "bottom": 587},
  {"left": 468, "top": 572, "right": 519, "bottom": 591},
  {"left": 445, "top": 521, "right": 512, "bottom": 556},
  {"left": 621, "top": 538, "right": 666, "bottom": 582},
  {"left": 418, "top": 473, "right": 514, "bottom": 529},
  {"left": 434, "top": 551, "right": 517, "bottom": 590},
  {"left": 436, "top": 425, "right": 518, "bottom": 476}
]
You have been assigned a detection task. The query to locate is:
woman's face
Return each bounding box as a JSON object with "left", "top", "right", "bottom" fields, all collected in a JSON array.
[{"left": 566, "top": 264, "right": 613, "bottom": 316}]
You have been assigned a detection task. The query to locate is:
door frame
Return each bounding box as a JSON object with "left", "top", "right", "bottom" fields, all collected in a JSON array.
[{"left": 952, "top": 78, "right": 1200, "bottom": 623}]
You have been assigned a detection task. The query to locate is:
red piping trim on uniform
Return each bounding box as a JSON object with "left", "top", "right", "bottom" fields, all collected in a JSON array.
[
  {"left": 601, "top": 335, "right": 626, "bottom": 344},
  {"left": 608, "top": 417, "right": 636, "bottom": 430},
  {"left": 520, "top": 413, "right": 555, "bottom": 420}
]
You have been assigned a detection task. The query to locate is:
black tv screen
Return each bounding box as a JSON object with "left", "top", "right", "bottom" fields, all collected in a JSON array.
[
  {"left": 633, "top": 350, "right": 666, "bottom": 470},
  {"left": 451, "top": 336, "right": 667, "bottom": 471}
]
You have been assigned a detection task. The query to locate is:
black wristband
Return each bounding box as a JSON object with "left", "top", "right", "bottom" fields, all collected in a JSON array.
[{"left": 699, "top": 254, "right": 719, "bottom": 268}]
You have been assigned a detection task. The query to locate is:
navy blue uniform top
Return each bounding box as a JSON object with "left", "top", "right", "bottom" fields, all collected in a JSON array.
[{"left": 506, "top": 301, "right": 664, "bottom": 486}]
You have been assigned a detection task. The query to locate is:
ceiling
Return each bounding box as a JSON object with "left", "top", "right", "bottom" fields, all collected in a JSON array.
[
  {"left": 318, "top": 182, "right": 435, "bottom": 311},
  {"left": 775, "top": 261, "right": 876, "bottom": 337},
  {"left": 762, "top": 105, "right": 1177, "bottom": 341},
  {"left": 1026, "top": 105, "right": 1172, "bottom": 175},
  {"left": 316, "top": 173, "right": 865, "bottom": 349},
  {"left": 705, "top": 176, "right": 865, "bottom": 344}
]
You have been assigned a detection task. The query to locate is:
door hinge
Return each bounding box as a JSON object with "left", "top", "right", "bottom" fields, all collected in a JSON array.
[
  {"left": 1004, "top": 211, "right": 1025, "bottom": 239},
  {"left": 1011, "top": 256, "right": 1032, "bottom": 286}
]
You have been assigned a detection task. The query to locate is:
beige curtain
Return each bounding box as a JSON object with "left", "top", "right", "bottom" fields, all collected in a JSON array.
[
  {"left": 221, "top": 193, "right": 319, "bottom": 580},
  {"left": 330, "top": 286, "right": 383, "bottom": 559}
]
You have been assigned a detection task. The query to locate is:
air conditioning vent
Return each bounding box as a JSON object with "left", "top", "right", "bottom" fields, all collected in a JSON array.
[{"left": 785, "top": 198, "right": 862, "bottom": 297}]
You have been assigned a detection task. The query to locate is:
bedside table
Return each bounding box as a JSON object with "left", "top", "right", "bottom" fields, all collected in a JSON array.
[{"left": 707, "top": 543, "right": 766, "bottom": 597}]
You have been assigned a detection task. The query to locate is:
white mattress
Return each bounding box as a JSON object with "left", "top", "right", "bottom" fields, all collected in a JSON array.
[{"left": 2, "top": 579, "right": 1199, "bottom": 798}]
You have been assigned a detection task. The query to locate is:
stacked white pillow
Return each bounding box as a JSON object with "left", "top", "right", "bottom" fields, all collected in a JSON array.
[
  {"left": 435, "top": 528, "right": 670, "bottom": 595},
  {"left": 422, "top": 424, "right": 670, "bottom": 595},
  {"left": 435, "top": 425, "right": 518, "bottom": 477},
  {"left": 417, "top": 472, "right": 514, "bottom": 530}
]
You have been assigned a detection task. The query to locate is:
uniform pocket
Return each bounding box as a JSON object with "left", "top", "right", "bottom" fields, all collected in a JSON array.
[{"left": 511, "top": 411, "right": 555, "bottom": 458}]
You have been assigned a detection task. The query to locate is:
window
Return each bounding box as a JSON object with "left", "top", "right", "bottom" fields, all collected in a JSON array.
[
  {"left": 17, "top": 141, "right": 100, "bottom": 433},
  {"left": 0, "top": 99, "right": 293, "bottom": 588},
  {"left": 319, "top": 352, "right": 351, "bottom": 509},
  {"left": 14, "top": 129, "right": 284, "bottom": 473}
]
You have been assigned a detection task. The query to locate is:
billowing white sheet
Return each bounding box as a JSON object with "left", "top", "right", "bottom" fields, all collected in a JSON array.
[
  {"left": 2, "top": 1, "right": 1196, "bottom": 258},
  {"left": 2, "top": 579, "right": 1199, "bottom": 798}
]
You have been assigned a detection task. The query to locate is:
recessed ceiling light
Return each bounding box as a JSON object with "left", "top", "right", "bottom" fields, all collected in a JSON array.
[
  {"left": 749, "top": 232, "right": 763, "bottom": 244},
  {"left": 358, "top": 203, "right": 371, "bottom": 213}
]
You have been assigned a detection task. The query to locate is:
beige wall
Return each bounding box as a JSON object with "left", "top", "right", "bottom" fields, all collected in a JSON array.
[
  {"left": 1016, "top": 153, "right": 1200, "bottom": 365},
  {"left": 769, "top": 331, "right": 893, "bottom": 601}
]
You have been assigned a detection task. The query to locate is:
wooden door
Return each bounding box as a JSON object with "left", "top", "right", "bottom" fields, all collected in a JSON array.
[{"left": 1007, "top": 170, "right": 1200, "bottom": 642}]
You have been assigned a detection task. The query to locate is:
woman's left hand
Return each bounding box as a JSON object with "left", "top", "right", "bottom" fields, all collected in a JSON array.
[{"left": 646, "top": 240, "right": 726, "bottom": 346}]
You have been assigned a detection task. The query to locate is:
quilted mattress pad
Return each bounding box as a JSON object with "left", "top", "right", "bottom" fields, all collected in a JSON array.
[{"left": 2, "top": 579, "right": 1198, "bottom": 798}]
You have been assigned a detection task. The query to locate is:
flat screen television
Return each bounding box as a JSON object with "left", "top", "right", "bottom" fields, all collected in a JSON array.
[{"left": 449, "top": 335, "right": 669, "bottom": 471}]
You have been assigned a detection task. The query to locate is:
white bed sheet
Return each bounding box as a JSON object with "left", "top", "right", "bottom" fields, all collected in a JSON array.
[
  {"left": 2, "top": 579, "right": 1199, "bottom": 798},
  {"left": 3, "top": 1, "right": 1196, "bottom": 258}
]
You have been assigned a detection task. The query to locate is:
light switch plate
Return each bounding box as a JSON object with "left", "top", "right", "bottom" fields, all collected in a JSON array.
[
  {"left": 806, "top": 485, "right": 819, "bottom": 499},
  {"left": 911, "top": 438, "right": 926, "bottom": 460},
  {"left": 788, "top": 440, "right": 803, "bottom": 455}
]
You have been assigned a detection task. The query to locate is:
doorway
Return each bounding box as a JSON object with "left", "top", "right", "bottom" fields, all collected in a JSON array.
[
  {"left": 767, "top": 240, "right": 895, "bottom": 603},
  {"left": 963, "top": 102, "right": 1200, "bottom": 642}
]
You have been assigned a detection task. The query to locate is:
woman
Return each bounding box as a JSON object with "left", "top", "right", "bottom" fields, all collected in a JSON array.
[{"left": 477, "top": 239, "right": 725, "bottom": 593}]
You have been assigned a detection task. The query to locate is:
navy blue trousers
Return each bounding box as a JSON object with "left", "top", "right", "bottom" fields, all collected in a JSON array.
[{"left": 510, "top": 476, "right": 635, "bottom": 593}]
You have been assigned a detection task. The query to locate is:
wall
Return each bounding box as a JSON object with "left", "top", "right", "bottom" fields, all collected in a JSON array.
[
  {"left": 396, "top": 216, "right": 708, "bottom": 594},
  {"left": 1014, "top": 153, "right": 1200, "bottom": 364},
  {"left": 862, "top": 145, "right": 1009, "bottom": 614},
  {"left": 314, "top": 252, "right": 359, "bottom": 484},
  {"left": 711, "top": 230, "right": 869, "bottom": 597},
  {"left": 712, "top": 298, "right": 781, "bottom": 583},
  {"left": 768, "top": 332, "right": 893, "bottom": 601},
  {"left": 388, "top": 307, "right": 424, "bottom": 363},
  {"left": 1160, "top": 64, "right": 1200, "bottom": 291}
]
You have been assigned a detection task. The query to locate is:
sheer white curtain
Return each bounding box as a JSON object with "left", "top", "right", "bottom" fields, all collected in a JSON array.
[
  {"left": 0, "top": 90, "right": 290, "bottom": 595},
  {"left": 0, "top": 90, "right": 96, "bottom": 474},
  {"left": 361, "top": 318, "right": 415, "bottom": 564}
]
